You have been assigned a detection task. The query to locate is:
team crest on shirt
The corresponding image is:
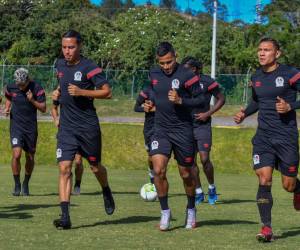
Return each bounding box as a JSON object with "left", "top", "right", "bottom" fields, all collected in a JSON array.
[
  {"left": 275, "top": 76, "right": 284, "bottom": 87},
  {"left": 199, "top": 83, "right": 204, "bottom": 89},
  {"left": 253, "top": 154, "right": 260, "bottom": 165},
  {"left": 12, "top": 138, "right": 18, "bottom": 145},
  {"left": 56, "top": 148, "right": 62, "bottom": 158},
  {"left": 74, "top": 71, "right": 82, "bottom": 81},
  {"left": 171, "top": 79, "right": 180, "bottom": 89},
  {"left": 151, "top": 141, "right": 159, "bottom": 150}
]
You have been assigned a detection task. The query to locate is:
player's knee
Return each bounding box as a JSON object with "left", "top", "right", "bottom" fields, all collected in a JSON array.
[
  {"left": 12, "top": 152, "right": 22, "bottom": 161},
  {"left": 257, "top": 173, "right": 272, "bottom": 185},
  {"left": 25, "top": 153, "right": 34, "bottom": 162},
  {"left": 154, "top": 167, "right": 166, "bottom": 179},
  {"left": 282, "top": 181, "right": 296, "bottom": 193},
  {"left": 180, "top": 169, "right": 192, "bottom": 181}
]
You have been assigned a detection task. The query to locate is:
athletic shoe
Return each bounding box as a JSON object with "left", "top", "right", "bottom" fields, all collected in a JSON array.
[
  {"left": 12, "top": 183, "right": 21, "bottom": 196},
  {"left": 21, "top": 182, "right": 30, "bottom": 196},
  {"left": 208, "top": 187, "right": 218, "bottom": 205},
  {"left": 293, "top": 193, "right": 300, "bottom": 211},
  {"left": 256, "top": 226, "right": 273, "bottom": 242},
  {"left": 72, "top": 186, "right": 81, "bottom": 195},
  {"left": 185, "top": 208, "right": 197, "bottom": 229},
  {"left": 159, "top": 209, "right": 171, "bottom": 231},
  {"left": 53, "top": 215, "right": 72, "bottom": 230},
  {"left": 103, "top": 189, "right": 115, "bottom": 215},
  {"left": 195, "top": 192, "right": 205, "bottom": 205}
]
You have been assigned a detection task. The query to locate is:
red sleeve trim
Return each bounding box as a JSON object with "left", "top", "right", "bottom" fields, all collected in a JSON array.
[
  {"left": 5, "top": 90, "right": 12, "bottom": 97},
  {"left": 140, "top": 91, "right": 148, "bottom": 99},
  {"left": 36, "top": 89, "right": 45, "bottom": 96},
  {"left": 208, "top": 82, "right": 219, "bottom": 91},
  {"left": 184, "top": 75, "right": 200, "bottom": 88},
  {"left": 289, "top": 72, "right": 300, "bottom": 86},
  {"left": 87, "top": 67, "right": 103, "bottom": 79}
]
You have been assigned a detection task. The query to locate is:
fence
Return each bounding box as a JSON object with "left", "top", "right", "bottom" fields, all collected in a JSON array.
[{"left": 0, "top": 64, "right": 250, "bottom": 105}]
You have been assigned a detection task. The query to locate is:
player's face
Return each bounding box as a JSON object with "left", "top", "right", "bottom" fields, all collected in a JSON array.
[
  {"left": 157, "top": 52, "right": 177, "bottom": 75},
  {"left": 16, "top": 81, "right": 29, "bottom": 91},
  {"left": 183, "top": 64, "right": 197, "bottom": 74},
  {"left": 257, "top": 42, "right": 280, "bottom": 66},
  {"left": 62, "top": 38, "right": 81, "bottom": 63}
]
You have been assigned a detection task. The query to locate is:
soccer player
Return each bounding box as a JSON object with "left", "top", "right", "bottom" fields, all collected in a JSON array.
[
  {"left": 51, "top": 94, "right": 84, "bottom": 195},
  {"left": 182, "top": 56, "right": 225, "bottom": 205},
  {"left": 53, "top": 30, "right": 115, "bottom": 229},
  {"left": 234, "top": 37, "right": 300, "bottom": 242},
  {"left": 134, "top": 85, "right": 155, "bottom": 185},
  {"left": 4, "top": 68, "right": 46, "bottom": 196},
  {"left": 149, "top": 42, "right": 204, "bottom": 230}
]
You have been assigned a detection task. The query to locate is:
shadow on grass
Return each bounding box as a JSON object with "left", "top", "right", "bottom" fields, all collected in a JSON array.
[
  {"left": 0, "top": 203, "right": 77, "bottom": 212},
  {"left": 0, "top": 212, "right": 33, "bottom": 219},
  {"left": 72, "top": 215, "right": 162, "bottom": 229},
  {"left": 275, "top": 228, "right": 300, "bottom": 240},
  {"left": 217, "top": 199, "right": 255, "bottom": 204}
]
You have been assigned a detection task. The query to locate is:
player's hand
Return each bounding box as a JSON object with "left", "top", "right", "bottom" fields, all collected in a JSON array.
[
  {"left": 168, "top": 88, "right": 182, "bottom": 104},
  {"left": 54, "top": 118, "right": 60, "bottom": 128},
  {"left": 52, "top": 88, "right": 61, "bottom": 101},
  {"left": 144, "top": 100, "right": 153, "bottom": 113},
  {"left": 4, "top": 107, "right": 10, "bottom": 116},
  {"left": 276, "top": 96, "right": 291, "bottom": 114},
  {"left": 26, "top": 89, "right": 33, "bottom": 102},
  {"left": 194, "top": 112, "right": 211, "bottom": 122},
  {"left": 234, "top": 107, "right": 246, "bottom": 124},
  {"left": 68, "top": 84, "right": 82, "bottom": 96}
]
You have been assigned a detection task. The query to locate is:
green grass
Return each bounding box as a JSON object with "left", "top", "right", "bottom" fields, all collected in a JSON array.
[
  {"left": 0, "top": 168, "right": 299, "bottom": 249},
  {"left": 0, "top": 120, "right": 255, "bottom": 174}
]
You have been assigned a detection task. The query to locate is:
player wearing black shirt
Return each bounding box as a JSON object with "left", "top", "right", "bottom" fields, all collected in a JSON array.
[
  {"left": 234, "top": 38, "right": 300, "bottom": 242},
  {"left": 182, "top": 57, "right": 225, "bottom": 205},
  {"left": 4, "top": 68, "right": 46, "bottom": 196},
  {"left": 149, "top": 42, "right": 204, "bottom": 230},
  {"left": 52, "top": 30, "right": 115, "bottom": 229}
]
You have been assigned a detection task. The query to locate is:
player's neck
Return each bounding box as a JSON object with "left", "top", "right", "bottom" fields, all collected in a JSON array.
[
  {"left": 67, "top": 56, "right": 81, "bottom": 66},
  {"left": 262, "top": 62, "right": 279, "bottom": 73}
]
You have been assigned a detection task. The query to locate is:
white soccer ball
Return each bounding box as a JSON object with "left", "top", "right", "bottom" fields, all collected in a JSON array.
[{"left": 140, "top": 183, "right": 157, "bottom": 202}]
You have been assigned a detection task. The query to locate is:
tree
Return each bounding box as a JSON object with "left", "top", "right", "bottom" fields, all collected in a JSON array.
[{"left": 159, "top": 0, "right": 177, "bottom": 10}]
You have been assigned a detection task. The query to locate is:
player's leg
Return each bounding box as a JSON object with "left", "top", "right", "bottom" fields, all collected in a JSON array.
[
  {"left": 22, "top": 151, "right": 35, "bottom": 196},
  {"left": 192, "top": 161, "right": 204, "bottom": 204},
  {"left": 11, "top": 147, "right": 22, "bottom": 196},
  {"left": 73, "top": 153, "right": 83, "bottom": 195},
  {"left": 148, "top": 155, "right": 155, "bottom": 184}
]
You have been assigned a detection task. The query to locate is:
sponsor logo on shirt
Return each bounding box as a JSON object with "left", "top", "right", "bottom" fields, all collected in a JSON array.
[
  {"left": 12, "top": 138, "right": 18, "bottom": 145},
  {"left": 275, "top": 76, "right": 284, "bottom": 87},
  {"left": 199, "top": 83, "right": 204, "bottom": 89},
  {"left": 171, "top": 79, "right": 180, "bottom": 89},
  {"left": 88, "top": 156, "right": 97, "bottom": 162},
  {"left": 253, "top": 154, "right": 260, "bottom": 165},
  {"left": 56, "top": 148, "right": 62, "bottom": 158},
  {"left": 151, "top": 140, "right": 159, "bottom": 150},
  {"left": 152, "top": 79, "right": 158, "bottom": 85},
  {"left": 74, "top": 71, "right": 82, "bottom": 81},
  {"left": 57, "top": 72, "right": 64, "bottom": 78}
]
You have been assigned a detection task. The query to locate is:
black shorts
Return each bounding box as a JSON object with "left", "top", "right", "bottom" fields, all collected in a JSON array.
[
  {"left": 252, "top": 133, "right": 299, "bottom": 177},
  {"left": 144, "top": 131, "right": 153, "bottom": 153},
  {"left": 57, "top": 129, "right": 101, "bottom": 165},
  {"left": 149, "top": 130, "right": 195, "bottom": 167},
  {"left": 10, "top": 130, "right": 37, "bottom": 153},
  {"left": 193, "top": 125, "right": 212, "bottom": 152}
]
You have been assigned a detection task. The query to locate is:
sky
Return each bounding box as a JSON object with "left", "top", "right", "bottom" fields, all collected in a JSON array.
[{"left": 91, "top": 0, "right": 271, "bottom": 23}]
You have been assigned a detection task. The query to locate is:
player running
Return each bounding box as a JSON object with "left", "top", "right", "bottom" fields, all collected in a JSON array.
[
  {"left": 53, "top": 30, "right": 115, "bottom": 229},
  {"left": 134, "top": 85, "right": 155, "bottom": 186},
  {"left": 234, "top": 37, "right": 300, "bottom": 242},
  {"left": 4, "top": 68, "right": 46, "bottom": 196},
  {"left": 149, "top": 42, "right": 204, "bottom": 230},
  {"left": 182, "top": 56, "right": 225, "bottom": 205}
]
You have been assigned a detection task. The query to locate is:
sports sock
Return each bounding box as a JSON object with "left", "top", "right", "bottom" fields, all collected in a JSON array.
[
  {"left": 293, "top": 179, "right": 300, "bottom": 194},
  {"left": 195, "top": 187, "right": 203, "bottom": 194},
  {"left": 208, "top": 184, "right": 215, "bottom": 189},
  {"left": 75, "top": 180, "right": 81, "bottom": 188},
  {"left": 13, "top": 175, "right": 21, "bottom": 185},
  {"left": 257, "top": 185, "right": 273, "bottom": 228},
  {"left": 23, "top": 174, "right": 31, "bottom": 184},
  {"left": 158, "top": 195, "right": 169, "bottom": 210},
  {"left": 102, "top": 186, "right": 111, "bottom": 196},
  {"left": 187, "top": 195, "right": 195, "bottom": 209},
  {"left": 60, "top": 201, "right": 70, "bottom": 217}
]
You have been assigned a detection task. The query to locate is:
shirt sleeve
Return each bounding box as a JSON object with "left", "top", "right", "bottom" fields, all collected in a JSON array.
[
  {"left": 244, "top": 82, "right": 259, "bottom": 117},
  {"left": 207, "top": 77, "right": 221, "bottom": 97},
  {"left": 288, "top": 68, "right": 300, "bottom": 110},
  {"left": 134, "top": 90, "right": 148, "bottom": 112},
  {"left": 34, "top": 84, "right": 46, "bottom": 103},
  {"left": 4, "top": 85, "right": 12, "bottom": 100},
  {"left": 86, "top": 63, "right": 108, "bottom": 89}
]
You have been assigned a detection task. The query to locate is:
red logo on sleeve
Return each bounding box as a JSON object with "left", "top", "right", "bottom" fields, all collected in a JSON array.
[
  {"left": 88, "top": 156, "right": 97, "bottom": 162},
  {"left": 152, "top": 79, "right": 158, "bottom": 85},
  {"left": 255, "top": 81, "right": 262, "bottom": 87}
]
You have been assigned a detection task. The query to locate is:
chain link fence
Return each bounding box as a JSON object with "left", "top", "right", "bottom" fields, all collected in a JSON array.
[{"left": 0, "top": 64, "right": 250, "bottom": 105}]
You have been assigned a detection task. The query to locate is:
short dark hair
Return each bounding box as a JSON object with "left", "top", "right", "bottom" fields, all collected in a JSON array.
[
  {"left": 181, "top": 56, "right": 203, "bottom": 72},
  {"left": 156, "top": 42, "right": 175, "bottom": 57},
  {"left": 62, "top": 30, "right": 83, "bottom": 44},
  {"left": 259, "top": 37, "right": 280, "bottom": 50}
]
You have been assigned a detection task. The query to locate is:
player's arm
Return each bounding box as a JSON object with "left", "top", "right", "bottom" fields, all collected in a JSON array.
[
  {"left": 134, "top": 91, "right": 147, "bottom": 113},
  {"left": 27, "top": 88, "right": 46, "bottom": 113},
  {"left": 4, "top": 86, "right": 12, "bottom": 116}
]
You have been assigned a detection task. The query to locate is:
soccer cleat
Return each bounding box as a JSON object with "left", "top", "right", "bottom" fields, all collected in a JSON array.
[
  {"left": 12, "top": 183, "right": 21, "bottom": 196},
  {"left": 53, "top": 215, "right": 72, "bottom": 230},
  {"left": 21, "top": 182, "right": 30, "bottom": 196},
  {"left": 195, "top": 192, "right": 205, "bottom": 205},
  {"left": 293, "top": 193, "right": 300, "bottom": 211},
  {"left": 159, "top": 209, "right": 171, "bottom": 231},
  {"left": 208, "top": 187, "right": 218, "bottom": 205},
  {"left": 72, "top": 186, "right": 81, "bottom": 195},
  {"left": 185, "top": 208, "right": 197, "bottom": 229},
  {"left": 256, "top": 226, "right": 274, "bottom": 242},
  {"left": 103, "top": 190, "right": 115, "bottom": 215}
]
